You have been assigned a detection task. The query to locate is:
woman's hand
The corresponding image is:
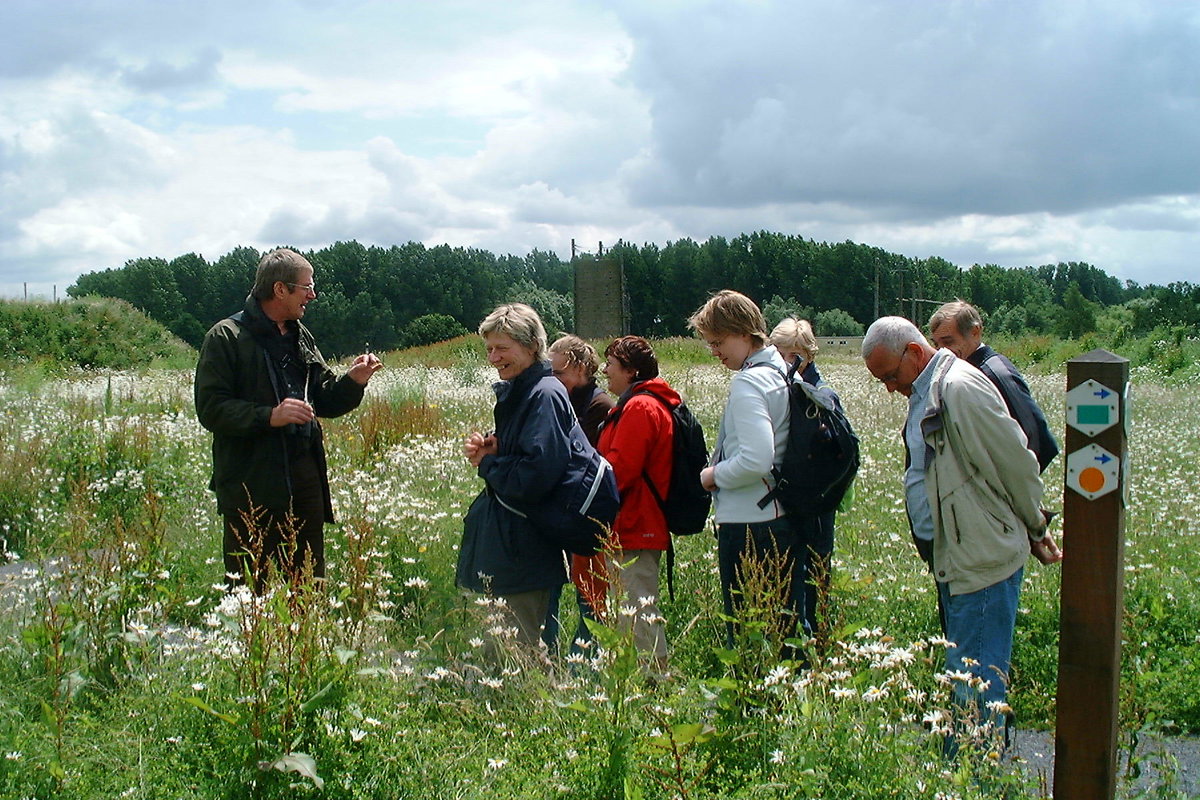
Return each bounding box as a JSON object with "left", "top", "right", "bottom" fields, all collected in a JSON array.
[
  {"left": 700, "top": 465, "right": 717, "bottom": 492},
  {"left": 464, "top": 431, "right": 498, "bottom": 467}
]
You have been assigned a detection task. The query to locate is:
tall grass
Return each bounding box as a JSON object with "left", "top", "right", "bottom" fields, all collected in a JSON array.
[{"left": 0, "top": 341, "right": 1195, "bottom": 798}]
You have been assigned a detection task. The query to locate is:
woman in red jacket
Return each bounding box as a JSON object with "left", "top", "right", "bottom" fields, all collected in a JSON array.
[{"left": 598, "top": 336, "right": 680, "bottom": 668}]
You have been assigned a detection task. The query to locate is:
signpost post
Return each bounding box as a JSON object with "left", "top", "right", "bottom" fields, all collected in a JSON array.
[{"left": 1054, "top": 350, "right": 1129, "bottom": 800}]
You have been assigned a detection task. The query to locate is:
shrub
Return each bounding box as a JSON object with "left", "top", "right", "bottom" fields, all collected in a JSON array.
[{"left": 400, "top": 314, "right": 468, "bottom": 349}]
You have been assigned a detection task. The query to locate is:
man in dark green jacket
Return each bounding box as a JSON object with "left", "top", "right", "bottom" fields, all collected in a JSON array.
[{"left": 195, "top": 248, "right": 382, "bottom": 590}]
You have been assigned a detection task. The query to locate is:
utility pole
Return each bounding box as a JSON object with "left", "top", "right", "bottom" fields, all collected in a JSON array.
[
  {"left": 911, "top": 260, "right": 921, "bottom": 321},
  {"left": 873, "top": 258, "right": 880, "bottom": 321}
]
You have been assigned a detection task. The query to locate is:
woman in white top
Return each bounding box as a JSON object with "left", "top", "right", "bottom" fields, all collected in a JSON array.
[{"left": 689, "top": 290, "right": 800, "bottom": 655}]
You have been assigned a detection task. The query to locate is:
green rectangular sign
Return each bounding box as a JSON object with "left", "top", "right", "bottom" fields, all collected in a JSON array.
[{"left": 1077, "top": 405, "right": 1111, "bottom": 425}]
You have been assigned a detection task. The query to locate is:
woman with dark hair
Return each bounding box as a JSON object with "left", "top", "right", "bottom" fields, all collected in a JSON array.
[{"left": 597, "top": 335, "right": 680, "bottom": 668}]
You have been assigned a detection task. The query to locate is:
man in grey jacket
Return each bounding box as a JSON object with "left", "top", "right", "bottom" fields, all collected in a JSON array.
[{"left": 862, "top": 316, "right": 1061, "bottom": 752}]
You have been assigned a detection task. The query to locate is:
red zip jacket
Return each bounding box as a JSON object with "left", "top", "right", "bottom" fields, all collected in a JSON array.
[{"left": 597, "top": 377, "right": 679, "bottom": 552}]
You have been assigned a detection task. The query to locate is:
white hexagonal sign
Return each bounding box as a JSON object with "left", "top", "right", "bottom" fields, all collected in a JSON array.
[
  {"left": 1065, "top": 379, "right": 1120, "bottom": 437},
  {"left": 1066, "top": 443, "right": 1120, "bottom": 500}
]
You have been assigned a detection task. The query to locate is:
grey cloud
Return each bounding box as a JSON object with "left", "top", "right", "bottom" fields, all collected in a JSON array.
[
  {"left": 0, "top": 0, "right": 265, "bottom": 79},
  {"left": 258, "top": 204, "right": 431, "bottom": 251},
  {"left": 614, "top": 1, "right": 1200, "bottom": 219},
  {"left": 120, "top": 48, "right": 222, "bottom": 92},
  {"left": 1082, "top": 203, "right": 1200, "bottom": 234}
]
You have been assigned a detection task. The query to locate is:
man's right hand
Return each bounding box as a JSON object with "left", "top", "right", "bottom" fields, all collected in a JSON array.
[
  {"left": 270, "top": 397, "right": 316, "bottom": 427},
  {"left": 1030, "top": 531, "right": 1063, "bottom": 565}
]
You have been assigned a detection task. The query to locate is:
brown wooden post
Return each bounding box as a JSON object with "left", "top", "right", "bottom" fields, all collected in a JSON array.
[{"left": 1054, "top": 348, "right": 1128, "bottom": 800}]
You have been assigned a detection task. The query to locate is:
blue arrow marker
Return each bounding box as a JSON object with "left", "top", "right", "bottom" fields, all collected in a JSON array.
[
  {"left": 1093, "top": 387, "right": 1111, "bottom": 399},
  {"left": 1095, "top": 453, "right": 1112, "bottom": 464}
]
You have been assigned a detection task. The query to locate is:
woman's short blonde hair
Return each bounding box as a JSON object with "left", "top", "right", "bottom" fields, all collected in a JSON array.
[
  {"left": 687, "top": 290, "right": 768, "bottom": 347},
  {"left": 478, "top": 303, "right": 548, "bottom": 361},
  {"left": 769, "top": 317, "right": 819, "bottom": 362},
  {"left": 548, "top": 334, "right": 600, "bottom": 377}
]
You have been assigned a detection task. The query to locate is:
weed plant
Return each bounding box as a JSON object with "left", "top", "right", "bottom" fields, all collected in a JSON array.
[{"left": 0, "top": 341, "right": 1196, "bottom": 798}]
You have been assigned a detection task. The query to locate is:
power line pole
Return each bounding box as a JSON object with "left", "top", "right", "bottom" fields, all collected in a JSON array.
[{"left": 873, "top": 257, "right": 880, "bottom": 321}]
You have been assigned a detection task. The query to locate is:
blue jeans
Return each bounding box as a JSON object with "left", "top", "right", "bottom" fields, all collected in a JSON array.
[{"left": 938, "top": 566, "right": 1023, "bottom": 750}]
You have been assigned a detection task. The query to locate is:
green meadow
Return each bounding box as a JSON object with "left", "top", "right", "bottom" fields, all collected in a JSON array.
[{"left": 0, "top": 335, "right": 1197, "bottom": 799}]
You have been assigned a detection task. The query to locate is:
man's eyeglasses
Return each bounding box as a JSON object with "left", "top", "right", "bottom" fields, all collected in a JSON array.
[
  {"left": 287, "top": 282, "right": 317, "bottom": 295},
  {"left": 879, "top": 347, "right": 909, "bottom": 385}
]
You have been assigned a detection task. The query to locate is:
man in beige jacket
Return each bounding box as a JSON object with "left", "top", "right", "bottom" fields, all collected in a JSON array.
[{"left": 862, "top": 316, "right": 1061, "bottom": 753}]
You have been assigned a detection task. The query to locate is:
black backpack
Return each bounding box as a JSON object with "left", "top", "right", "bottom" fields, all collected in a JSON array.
[
  {"left": 610, "top": 389, "right": 711, "bottom": 535},
  {"left": 755, "top": 361, "right": 860, "bottom": 516}
]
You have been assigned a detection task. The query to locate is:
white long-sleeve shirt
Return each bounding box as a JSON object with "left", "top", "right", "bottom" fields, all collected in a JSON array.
[{"left": 710, "top": 345, "right": 791, "bottom": 524}]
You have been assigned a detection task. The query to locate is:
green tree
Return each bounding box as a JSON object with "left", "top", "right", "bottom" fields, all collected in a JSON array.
[
  {"left": 401, "top": 314, "right": 469, "bottom": 348},
  {"left": 1057, "top": 282, "right": 1097, "bottom": 339},
  {"left": 504, "top": 279, "right": 573, "bottom": 336},
  {"left": 761, "top": 296, "right": 815, "bottom": 330},
  {"left": 813, "top": 308, "right": 863, "bottom": 336}
]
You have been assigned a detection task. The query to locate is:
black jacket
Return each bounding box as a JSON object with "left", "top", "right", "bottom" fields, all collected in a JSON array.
[
  {"left": 194, "top": 296, "right": 365, "bottom": 516},
  {"left": 457, "top": 361, "right": 571, "bottom": 595},
  {"left": 967, "top": 344, "right": 1059, "bottom": 473},
  {"left": 568, "top": 380, "right": 614, "bottom": 447}
]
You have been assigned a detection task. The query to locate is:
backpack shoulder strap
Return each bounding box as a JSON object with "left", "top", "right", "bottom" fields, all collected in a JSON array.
[
  {"left": 747, "top": 358, "right": 804, "bottom": 386},
  {"left": 629, "top": 388, "right": 672, "bottom": 509}
]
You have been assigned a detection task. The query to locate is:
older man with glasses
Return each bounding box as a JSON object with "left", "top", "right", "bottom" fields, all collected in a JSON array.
[
  {"left": 195, "top": 247, "right": 382, "bottom": 591},
  {"left": 862, "top": 315, "right": 1061, "bottom": 757}
]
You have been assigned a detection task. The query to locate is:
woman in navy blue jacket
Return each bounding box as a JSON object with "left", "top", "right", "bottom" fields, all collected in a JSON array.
[{"left": 459, "top": 304, "right": 573, "bottom": 651}]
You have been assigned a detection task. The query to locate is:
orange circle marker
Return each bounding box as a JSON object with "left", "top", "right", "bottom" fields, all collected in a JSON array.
[{"left": 1079, "top": 467, "right": 1106, "bottom": 493}]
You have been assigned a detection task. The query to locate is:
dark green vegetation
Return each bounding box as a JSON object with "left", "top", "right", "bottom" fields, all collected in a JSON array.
[
  {"left": 66, "top": 233, "right": 1200, "bottom": 359},
  {"left": 0, "top": 297, "right": 195, "bottom": 370},
  {"left": 1, "top": 328, "right": 1198, "bottom": 797}
]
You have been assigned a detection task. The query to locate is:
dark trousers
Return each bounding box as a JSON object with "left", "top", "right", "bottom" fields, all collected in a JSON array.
[
  {"left": 223, "top": 451, "right": 326, "bottom": 592},
  {"left": 717, "top": 517, "right": 801, "bottom": 650},
  {"left": 793, "top": 511, "right": 835, "bottom": 642}
]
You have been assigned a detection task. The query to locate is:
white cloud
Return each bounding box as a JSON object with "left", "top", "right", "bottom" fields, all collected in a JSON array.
[{"left": 1, "top": 0, "right": 1198, "bottom": 301}]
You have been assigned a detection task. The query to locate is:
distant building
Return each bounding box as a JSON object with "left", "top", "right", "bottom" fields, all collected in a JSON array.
[
  {"left": 574, "top": 255, "right": 628, "bottom": 340},
  {"left": 817, "top": 336, "right": 864, "bottom": 352}
]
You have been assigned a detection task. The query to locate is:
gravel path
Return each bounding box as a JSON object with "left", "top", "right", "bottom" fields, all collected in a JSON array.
[{"left": 1013, "top": 729, "right": 1200, "bottom": 797}]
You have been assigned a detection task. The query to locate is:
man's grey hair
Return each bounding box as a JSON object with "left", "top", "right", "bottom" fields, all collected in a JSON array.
[
  {"left": 252, "top": 248, "right": 312, "bottom": 301},
  {"left": 928, "top": 299, "right": 982, "bottom": 337},
  {"left": 861, "top": 316, "right": 928, "bottom": 359}
]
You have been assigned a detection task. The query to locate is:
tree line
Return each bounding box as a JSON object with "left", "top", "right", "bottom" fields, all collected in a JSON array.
[{"left": 66, "top": 233, "right": 1199, "bottom": 358}]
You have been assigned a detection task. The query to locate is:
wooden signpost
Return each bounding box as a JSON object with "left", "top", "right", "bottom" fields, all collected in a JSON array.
[{"left": 1054, "top": 349, "right": 1129, "bottom": 800}]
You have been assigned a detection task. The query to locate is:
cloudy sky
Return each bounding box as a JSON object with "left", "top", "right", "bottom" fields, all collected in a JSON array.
[{"left": 2, "top": 0, "right": 1197, "bottom": 300}]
